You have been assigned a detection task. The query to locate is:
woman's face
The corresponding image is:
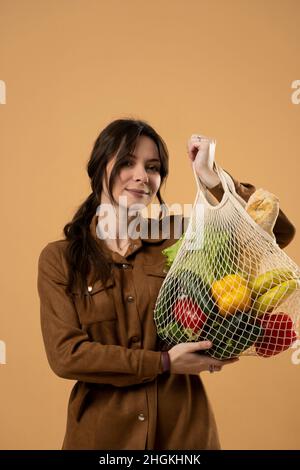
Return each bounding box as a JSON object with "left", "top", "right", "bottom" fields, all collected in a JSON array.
[{"left": 102, "top": 135, "right": 162, "bottom": 209}]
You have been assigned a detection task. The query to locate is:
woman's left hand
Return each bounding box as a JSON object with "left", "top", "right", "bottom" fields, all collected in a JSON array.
[{"left": 187, "top": 134, "right": 221, "bottom": 188}]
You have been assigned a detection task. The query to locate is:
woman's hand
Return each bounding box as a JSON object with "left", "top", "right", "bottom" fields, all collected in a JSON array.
[
  {"left": 187, "top": 134, "right": 221, "bottom": 189},
  {"left": 168, "top": 340, "right": 239, "bottom": 375}
]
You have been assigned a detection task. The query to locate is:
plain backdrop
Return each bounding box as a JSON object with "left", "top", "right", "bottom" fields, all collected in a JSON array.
[{"left": 0, "top": 0, "right": 299, "bottom": 450}]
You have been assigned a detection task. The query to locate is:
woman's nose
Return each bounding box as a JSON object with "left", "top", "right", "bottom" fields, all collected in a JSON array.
[{"left": 133, "top": 166, "right": 149, "bottom": 182}]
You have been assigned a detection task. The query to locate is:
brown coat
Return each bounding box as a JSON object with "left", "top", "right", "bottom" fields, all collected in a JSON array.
[{"left": 37, "top": 177, "right": 295, "bottom": 450}]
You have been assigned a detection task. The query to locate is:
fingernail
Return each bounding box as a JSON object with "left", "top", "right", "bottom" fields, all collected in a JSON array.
[{"left": 205, "top": 341, "right": 212, "bottom": 347}]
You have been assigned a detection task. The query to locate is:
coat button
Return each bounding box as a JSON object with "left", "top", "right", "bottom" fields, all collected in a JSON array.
[
  {"left": 127, "top": 295, "right": 134, "bottom": 303},
  {"left": 87, "top": 285, "right": 93, "bottom": 292},
  {"left": 131, "top": 336, "right": 140, "bottom": 343},
  {"left": 138, "top": 413, "right": 145, "bottom": 421},
  {"left": 122, "top": 263, "right": 129, "bottom": 269}
]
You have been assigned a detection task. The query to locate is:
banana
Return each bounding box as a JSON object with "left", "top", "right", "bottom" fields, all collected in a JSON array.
[
  {"left": 251, "top": 279, "right": 299, "bottom": 316},
  {"left": 249, "top": 269, "right": 297, "bottom": 297}
]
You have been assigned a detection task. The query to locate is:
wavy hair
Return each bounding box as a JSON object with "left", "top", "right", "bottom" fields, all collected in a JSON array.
[{"left": 63, "top": 118, "right": 169, "bottom": 296}]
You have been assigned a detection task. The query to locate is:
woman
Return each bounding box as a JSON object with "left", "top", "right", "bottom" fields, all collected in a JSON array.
[{"left": 37, "top": 118, "right": 295, "bottom": 450}]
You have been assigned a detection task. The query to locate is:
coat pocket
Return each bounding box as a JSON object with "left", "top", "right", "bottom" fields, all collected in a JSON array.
[
  {"left": 71, "top": 277, "right": 117, "bottom": 326},
  {"left": 143, "top": 261, "right": 168, "bottom": 308}
]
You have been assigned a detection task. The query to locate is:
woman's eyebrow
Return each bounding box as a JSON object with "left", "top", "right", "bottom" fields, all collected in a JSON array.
[{"left": 128, "top": 153, "right": 160, "bottom": 162}]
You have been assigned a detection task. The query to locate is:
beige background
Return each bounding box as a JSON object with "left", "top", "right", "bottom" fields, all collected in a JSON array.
[{"left": 1, "top": 0, "right": 300, "bottom": 450}]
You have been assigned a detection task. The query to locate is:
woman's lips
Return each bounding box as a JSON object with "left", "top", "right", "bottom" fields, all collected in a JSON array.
[{"left": 126, "top": 189, "right": 149, "bottom": 197}]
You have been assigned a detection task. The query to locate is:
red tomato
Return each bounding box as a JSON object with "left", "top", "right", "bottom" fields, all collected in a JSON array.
[
  {"left": 172, "top": 295, "right": 207, "bottom": 333},
  {"left": 255, "top": 312, "right": 297, "bottom": 357}
]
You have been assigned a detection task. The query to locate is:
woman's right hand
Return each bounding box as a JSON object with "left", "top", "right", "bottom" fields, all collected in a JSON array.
[{"left": 168, "top": 340, "right": 239, "bottom": 375}]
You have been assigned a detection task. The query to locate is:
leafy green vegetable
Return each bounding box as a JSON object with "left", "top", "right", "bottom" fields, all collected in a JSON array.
[
  {"left": 157, "top": 321, "right": 200, "bottom": 344},
  {"left": 162, "top": 226, "right": 237, "bottom": 285},
  {"left": 200, "top": 312, "right": 263, "bottom": 359},
  {"left": 162, "top": 235, "right": 184, "bottom": 269}
]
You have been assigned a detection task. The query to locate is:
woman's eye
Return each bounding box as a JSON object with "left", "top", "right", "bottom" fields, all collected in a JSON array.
[
  {"left": 123, "top": 160, "right": 160, "bottom": 172},
  {"left": 147, "top": 166, "right": 160, "bottom": 172}
]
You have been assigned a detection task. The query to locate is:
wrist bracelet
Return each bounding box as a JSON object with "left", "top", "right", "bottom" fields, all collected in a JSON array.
[{"left": 161, "top": 351, "right": 171, "bottom": 374}]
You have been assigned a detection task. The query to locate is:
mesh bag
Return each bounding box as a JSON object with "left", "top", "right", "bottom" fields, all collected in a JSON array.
[{"left": 154, "top": 142, "right": 300, "bottom": 359}]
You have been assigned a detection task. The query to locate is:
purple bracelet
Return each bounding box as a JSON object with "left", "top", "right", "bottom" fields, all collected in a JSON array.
[{"left": 161, "top": 351, "right": 171, "bottom": 374}]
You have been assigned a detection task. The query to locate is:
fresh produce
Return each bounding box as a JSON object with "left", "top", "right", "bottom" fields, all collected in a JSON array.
[
  {"left": 201, "top": 312, "right": 263, "bottom": 359},
  {"left": 162, "top": 227, "right": 235, "bottom": 285},
  {"left": 154, "top": 269, "right": 217, "bottom": 344},
  {"left": 255, "top": 313, "right": 297, "bottom": 357},
  {"left": 157, "top": 321, "right": 199, "bottom": 343},
  {"left": 163, "top": 269, "right": 217, "bottom": 316},
  {"left": 211, "top": 274, "right": 247, "bottom": 297},
  {"left": 216, "top": 286, "right": 252, "bottom": 316},
  {"left": 162, "top": 235, "right": 184, "bottom": 269},
  {"left": 197, "top": 228, "right": 236, "bottom": 283},
  {"left": 172, "top": 296, "right": 208, "bottom": 333},
  {"left": 249, "top": 268, "right": 297, "bottom": 297},
  {"left": 159, "top": 236, "right": 299, "bottom": 359},
  {"left": 211, "top": 274, "right": 252, "bottom": 317},
  {"left": 251, "top": 279, "right": 298, "bottom": 317}
]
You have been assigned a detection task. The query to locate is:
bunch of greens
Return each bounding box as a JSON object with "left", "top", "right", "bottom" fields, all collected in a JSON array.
[{"left": 162, "top": 226, "right": 237, "bottom": 285}]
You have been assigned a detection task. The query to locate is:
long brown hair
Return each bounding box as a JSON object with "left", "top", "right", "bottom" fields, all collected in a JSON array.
[{"left": 63, "top": 118, "right": 169, "bottom": 296}]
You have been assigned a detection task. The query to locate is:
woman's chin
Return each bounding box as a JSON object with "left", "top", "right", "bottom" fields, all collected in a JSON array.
[{"left": 118, "top": 193, "right": 150, "bottom": 209}]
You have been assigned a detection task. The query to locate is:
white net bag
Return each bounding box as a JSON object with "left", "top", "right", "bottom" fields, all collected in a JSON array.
[{"left": 154, "top": 142, "right": 300, "bottom": 359}]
